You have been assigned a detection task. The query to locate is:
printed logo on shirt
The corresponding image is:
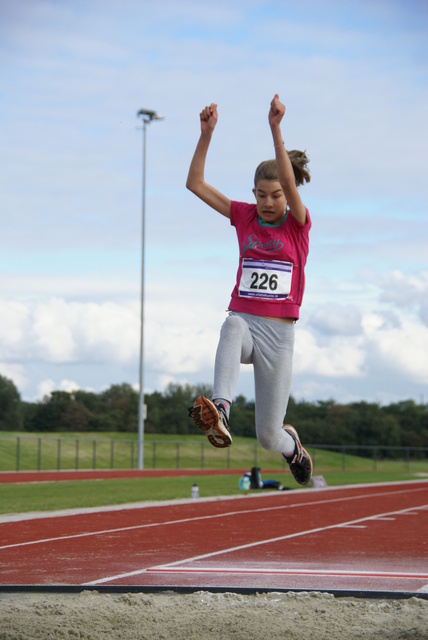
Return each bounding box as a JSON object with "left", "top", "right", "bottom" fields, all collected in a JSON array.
[{"left": 243, "top": 234, "right": 284, "bottom": 255}]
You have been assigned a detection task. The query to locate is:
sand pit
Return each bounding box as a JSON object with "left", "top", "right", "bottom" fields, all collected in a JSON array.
[{"left": 1, "top": 590, "right": 427, "bottom": 640}]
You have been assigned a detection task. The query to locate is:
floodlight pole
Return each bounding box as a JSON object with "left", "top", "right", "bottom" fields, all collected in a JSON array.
[{"left": 136, "top": 108, "right": 164, "bottom": 470}]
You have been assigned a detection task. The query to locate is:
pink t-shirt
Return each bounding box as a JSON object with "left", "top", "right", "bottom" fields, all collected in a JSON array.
[{"left": 228, "top": 201, "right": 311, "bottom": 320}]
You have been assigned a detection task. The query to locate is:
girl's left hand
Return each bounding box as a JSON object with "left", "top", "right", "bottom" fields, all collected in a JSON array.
[{"left": 269, "top": 93, "right": 285, "bottom": 126}]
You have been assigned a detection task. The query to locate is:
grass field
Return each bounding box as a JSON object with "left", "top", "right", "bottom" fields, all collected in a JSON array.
[
  {"left": 1, "top": 431, "right": 427, "bottom": 515},
  {"left": 1, "top": 470, "right": 427, "bottom": 516},
  {"left": 1, "top": 431, "right": 426, "bottom": 474}
]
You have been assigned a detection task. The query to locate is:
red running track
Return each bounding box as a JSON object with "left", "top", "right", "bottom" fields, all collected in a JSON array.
[
  {"left": 1, "top": 480, "right": 427, "bottom": 595},
  {"left": 0, "top": 469, "right": 241, "bottom": 484}
]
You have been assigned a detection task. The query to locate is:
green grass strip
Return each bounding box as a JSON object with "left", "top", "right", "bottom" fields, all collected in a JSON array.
[{"left": 0, "top": 471, "right": 424, "bottom": 515}]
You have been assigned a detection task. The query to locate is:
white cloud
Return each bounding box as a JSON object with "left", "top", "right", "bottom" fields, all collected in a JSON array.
[
  {"left": 363, "top": 314, "right": 428, "bottom": 385},
  {"left": 294, "top": 328, "right": 366, "bottom": 378},
  {"left": 0, "top": 297, "right": 137, "bottom": 365},
  {"left": 377, "top": 270, "right": 428, "bottom": 319},
  {"left": 33, "top": 300, "right": 77, "bottom": 362},
  {"left": 146, "top": 316, "right": 220, "bottom": 376},
  {"left": 0, "top": 293, "right": 224, "bottom": 373},
  {"left": 31, "top": 298, "right": 140, "bottom": 364},
  {"left": 36, "top": 378, "right": 81, "bottom": 400},
  {"left": 36, "top": 379, "right": 56, "bottom": 399},
  {"left": 0, "top": 363, "right": 27, "bottom": 391},
  {"left": 0, "top": 301, "right": 30, "bottom": 358},
  {"left": 308, "top": 304, "right": 362, "bottom": 336}
]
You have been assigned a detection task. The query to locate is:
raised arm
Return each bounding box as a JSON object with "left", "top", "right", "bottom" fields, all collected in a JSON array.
[
  {"left": 186, "top": 103, "right": 231, "bottom": 218},
  {"left": 268, "top": 94, "right": 307, "bottom": 225}
]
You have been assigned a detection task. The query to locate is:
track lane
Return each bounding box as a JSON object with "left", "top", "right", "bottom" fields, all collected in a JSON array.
[{"left": 1, "top": 481, "right": 427, "bottom": 593}]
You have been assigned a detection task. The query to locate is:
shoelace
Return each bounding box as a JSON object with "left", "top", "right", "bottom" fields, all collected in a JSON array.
[{"left": 214, "top": 403, "right": 230, "bottom": 431}]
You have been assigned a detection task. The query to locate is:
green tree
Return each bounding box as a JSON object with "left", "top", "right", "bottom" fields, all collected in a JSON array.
[
  {"left": 29, "top": 391, "right": 73, "bottom": 432},
  {"left": 230, "top": 394, "right": 255, "bottom": 437},
  {"left": 159, "top": 383, "right": 199, "bottom": 434},
  {"left": 145, "top": 391, "right": 163, "bottom": 433},
  {"left": 74, "top": 390, "right": 105, "bottom": 414},
  {"left": 60, "top": 402, "right": 94, "bottom": 432},
  {"left": 0, "top": 375, "right": 22, "bottom": 431},
  {"left": 145, "top": 383, "right": 214, "bottom": 435},
  {"left": 11, "top": 378, "right": 428, "bottom": 454},
  {"left": 100, "top": 384, "right": 139, "bottom": 432},
  {"left": 384, "top": 400, "right": 428, "bottom": 448}
]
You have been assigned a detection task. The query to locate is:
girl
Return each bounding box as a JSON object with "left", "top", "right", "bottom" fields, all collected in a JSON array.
[{"left": 186, "top": 94, "right": 312, "bottom": 485}]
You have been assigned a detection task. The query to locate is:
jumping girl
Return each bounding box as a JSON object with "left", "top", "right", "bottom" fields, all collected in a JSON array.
[{"left": 186, "top": 94, "right": 312, "bottom": 485}]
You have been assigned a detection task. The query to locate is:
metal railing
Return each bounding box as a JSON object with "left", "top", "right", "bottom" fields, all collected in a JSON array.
[{"left": 1, "top": 434, "right": 427, "bottom": 474}]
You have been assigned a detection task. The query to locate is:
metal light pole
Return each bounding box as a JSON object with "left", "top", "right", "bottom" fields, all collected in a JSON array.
[{"left": 136, "top": 108, "right": 164, "bottom": 470}]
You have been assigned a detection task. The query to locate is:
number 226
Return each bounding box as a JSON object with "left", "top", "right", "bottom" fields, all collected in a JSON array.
[{"left": 250, "top": 272, "right": 278, "bottom": 291}]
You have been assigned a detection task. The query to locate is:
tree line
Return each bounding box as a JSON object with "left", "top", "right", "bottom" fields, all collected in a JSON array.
[{"left": 0, "top": 374, "right": 427, "bottom": 450}]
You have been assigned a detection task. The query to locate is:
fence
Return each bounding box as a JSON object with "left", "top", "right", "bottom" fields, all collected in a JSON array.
[{"left": 1, "top": 434, "right": 427, "bottom": 474}]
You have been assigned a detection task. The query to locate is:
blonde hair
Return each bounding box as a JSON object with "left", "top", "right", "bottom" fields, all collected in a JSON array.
[{"left": 254, "top": 151, "right": 310, "bottom": 188}]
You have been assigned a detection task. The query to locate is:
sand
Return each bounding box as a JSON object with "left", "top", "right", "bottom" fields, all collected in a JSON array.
[{"left": 1, "top": 589, "right": 427, "bottom": 640}]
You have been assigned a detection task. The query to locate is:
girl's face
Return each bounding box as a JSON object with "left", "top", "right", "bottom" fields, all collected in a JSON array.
[{"left": 253, "top": 180, "right": 287, "bottom": 226}]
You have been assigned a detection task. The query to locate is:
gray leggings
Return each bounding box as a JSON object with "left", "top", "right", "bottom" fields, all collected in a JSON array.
[{"left": 213, "top": 311, "right": 295, "bottom": 454}]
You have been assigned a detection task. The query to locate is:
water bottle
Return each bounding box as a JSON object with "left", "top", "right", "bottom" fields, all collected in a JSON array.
[
  {"left": 239, "top": 475, "right": 251, "bottom": 490},
  {"left": 191, "top": 483, "right": 199, "bottom": 499}
]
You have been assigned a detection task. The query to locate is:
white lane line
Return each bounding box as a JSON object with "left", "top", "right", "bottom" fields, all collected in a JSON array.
[
  {"left": 1, "top": 486, "right": 426, "bottom": 551},
  {"left": 84, "top": 503, "right": 428, "bottom": 585},
  {"left": 148, "top": 567, "right": 428, "bottom": 580},
  {"left": 84, "top": 568, "right": 151, "bottom": 585},
  {"left": 86, "top": 568, "right": 428, "bottom": 586}
]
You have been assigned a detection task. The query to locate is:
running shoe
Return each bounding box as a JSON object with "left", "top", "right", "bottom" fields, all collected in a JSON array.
[
  {"left": 283, "top": 424, "right": 313, "bottom": 485},
  {"left": 188, "top": 395, "right": 232, "bottom": 448}
]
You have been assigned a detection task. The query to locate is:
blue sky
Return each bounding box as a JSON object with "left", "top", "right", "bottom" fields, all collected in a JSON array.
[{"left": 0, "top": 0, "right": 427, "bottom": 406}]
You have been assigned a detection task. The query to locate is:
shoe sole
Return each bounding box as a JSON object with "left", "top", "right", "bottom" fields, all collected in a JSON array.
[{"left": 190, "top": 396, "right": 232, "bottom": 448}]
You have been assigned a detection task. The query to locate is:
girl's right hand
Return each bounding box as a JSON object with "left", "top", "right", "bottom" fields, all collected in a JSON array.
[{"left": 200, "top": 103, "right": 218, "bottom": 133}]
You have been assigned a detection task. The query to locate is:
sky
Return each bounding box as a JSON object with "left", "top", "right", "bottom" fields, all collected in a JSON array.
[{"left": 0, "top": 0, "right": 427, "bottom": 408}]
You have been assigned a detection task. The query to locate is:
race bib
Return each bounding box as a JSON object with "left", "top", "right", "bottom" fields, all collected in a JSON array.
[{"left": 238, "top": 258, "right": 293, "bottom": 300}]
